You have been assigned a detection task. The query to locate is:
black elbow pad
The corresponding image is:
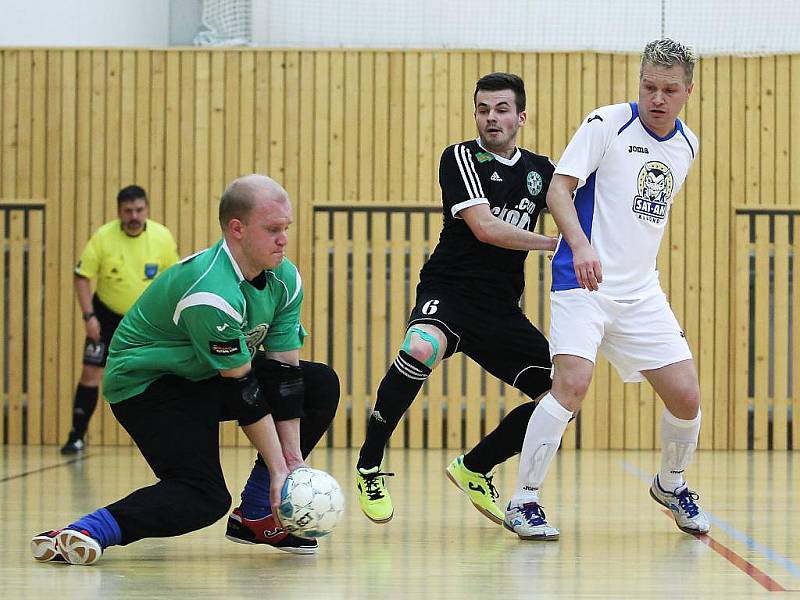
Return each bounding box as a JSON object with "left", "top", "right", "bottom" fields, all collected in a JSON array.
[
  {"left": 255, "top": 359, "right": 305, "bottom": 421},
  {"left": 233, "top": 370, "right": 271, "bottom": 426}
]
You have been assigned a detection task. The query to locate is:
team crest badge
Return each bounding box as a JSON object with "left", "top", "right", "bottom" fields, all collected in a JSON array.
[
  {"left": 144, "top": 263, "right": 158, "bottom": 279},
  {"left": 244, "top": 323, "right": 269, "bottom": 355},
  {"left": 632, "top": 161, "right": 674, "bottom": 224},
  {"left": 526, "top": 171, "right": 543, "bottom": 196}
]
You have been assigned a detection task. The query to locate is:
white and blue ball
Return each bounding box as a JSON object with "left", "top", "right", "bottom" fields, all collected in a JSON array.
[{"left": 278, "top": 467, "right": 345, "bottom": 537}]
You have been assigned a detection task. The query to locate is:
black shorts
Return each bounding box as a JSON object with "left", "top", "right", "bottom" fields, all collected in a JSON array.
[
  {"left": 407, "top": 284, "right": 551, "bottom": 392},
  {"left": 82, "top": 295, "right": 123, "bottom": 368}
]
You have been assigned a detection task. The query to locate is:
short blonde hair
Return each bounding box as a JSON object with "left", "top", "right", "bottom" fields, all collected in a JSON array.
[
  {"left": 218, "top": 174, "right": 287, "bottom": 229},
  {"left": 641, "top": 39, "right": 698, "bottom": 84}
]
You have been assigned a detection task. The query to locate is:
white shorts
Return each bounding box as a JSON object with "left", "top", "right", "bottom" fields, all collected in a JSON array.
[{"left": 549, "top": 288, "right": 693, "bottom": 383}]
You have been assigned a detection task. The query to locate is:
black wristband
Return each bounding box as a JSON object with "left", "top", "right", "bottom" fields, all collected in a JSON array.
[
  {"left": 233, "top": 370, "right": 271, "bottom": 426},
  {"left": 82, "top": 312, "right": 96, "bottom": 322}
]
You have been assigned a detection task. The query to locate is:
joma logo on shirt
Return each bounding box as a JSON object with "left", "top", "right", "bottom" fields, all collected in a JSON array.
[{"left": 628, "top": 145, "right": 649, "bottom": 154}]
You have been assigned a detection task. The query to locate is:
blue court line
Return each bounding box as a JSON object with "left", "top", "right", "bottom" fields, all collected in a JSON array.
[{"left": 619, "top": 460, "right": 800, "bottom": 579}]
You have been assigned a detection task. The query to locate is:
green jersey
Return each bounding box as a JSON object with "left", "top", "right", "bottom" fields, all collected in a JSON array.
[{"left": 103, "top": 239, "right": 307, "bottom": 403}]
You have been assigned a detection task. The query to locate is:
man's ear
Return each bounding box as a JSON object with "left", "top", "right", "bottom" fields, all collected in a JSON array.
[{"left": 228, "top": 218, "right": 245, "bottom": 239}]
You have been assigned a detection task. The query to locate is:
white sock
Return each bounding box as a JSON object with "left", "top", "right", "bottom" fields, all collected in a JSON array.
[
  {"left": 510, "top": 393, "right": 573, "bottom": 505},
  {"left": 658, "top": 408, "right": 701, "bottom": 492}
]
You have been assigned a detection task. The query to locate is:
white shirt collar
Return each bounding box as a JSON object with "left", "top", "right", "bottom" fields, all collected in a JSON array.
[{"left": 221, "top": 239, "right": 245, "bottom": 282}]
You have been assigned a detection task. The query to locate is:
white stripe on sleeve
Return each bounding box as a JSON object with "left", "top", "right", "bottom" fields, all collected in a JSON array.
[
  {"left": 453, "top": 144, "right": 485, "bottom": 199},
  {"left": 173, "top": 292, "right": 243, "bottom": 326}
]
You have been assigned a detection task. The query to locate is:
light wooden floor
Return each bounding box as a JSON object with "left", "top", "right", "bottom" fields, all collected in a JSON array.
[{"left": 1, "top": 446, "right": 798, "bottom": 599}]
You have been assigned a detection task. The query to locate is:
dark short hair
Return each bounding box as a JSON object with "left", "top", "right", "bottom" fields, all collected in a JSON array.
[
  {"left": 474, "top": 72, "right": 526, "bottom": 113},
  {"left": 117, "top": 185, "right": 147, "bottom": 205}
]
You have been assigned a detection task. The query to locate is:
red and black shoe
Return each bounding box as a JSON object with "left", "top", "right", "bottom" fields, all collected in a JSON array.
[{"left": 225, "top": 507, "right": 318, "bottom": 555}]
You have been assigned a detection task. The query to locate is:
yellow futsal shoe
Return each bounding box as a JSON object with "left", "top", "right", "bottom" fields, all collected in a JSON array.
[
  {"left": 356, "top": 466, "right": 395, "bottom": 523},
  {"left": 445, "top": 455, "right": 505, "bottom": 524}
]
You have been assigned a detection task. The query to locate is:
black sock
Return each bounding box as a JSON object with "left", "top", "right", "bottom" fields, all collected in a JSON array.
[
  {"left": 357, "top": 351, "right": 431, "bottom": 470},
  {"left": 462, "top": 401, "right": 536, "bottom": 474},
  {"left": 71, "top": 384, "right": 99, "bottom": 439}
]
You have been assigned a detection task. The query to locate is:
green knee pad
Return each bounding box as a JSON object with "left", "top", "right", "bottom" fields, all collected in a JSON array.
[{"left": 400, "top": 327, "right": 441, "bottom": 368}]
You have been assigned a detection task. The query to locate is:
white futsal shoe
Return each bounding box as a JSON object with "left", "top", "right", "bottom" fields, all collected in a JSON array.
[
  {"left": 57, "top": 529, "right": 103, "bottom": 564},
  {"left": 503, "top": 501, "right": 559, "bottom": 540},
  {"left": 649, "top": 475, "right": 710, "bottom": 535},
  {"left": 31, "top": 528, "right": 102, "bottom": 565}
]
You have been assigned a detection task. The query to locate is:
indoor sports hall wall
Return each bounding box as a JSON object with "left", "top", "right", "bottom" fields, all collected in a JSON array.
[{"left": 0, "top": 48, "right": 797, "bottom": 451}]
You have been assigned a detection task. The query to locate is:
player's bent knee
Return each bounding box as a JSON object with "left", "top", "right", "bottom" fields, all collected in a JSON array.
[
  {"left": 302, "top": 361, "right": 340, "bottom": 421},
  {"left": 554, "top": 369, "right": 592, "bottom": 401},
  {"left": 400, "top": 326, "right": 443, "bottom": 368},
  {"left": 201, "top": 487, "right": 232, "bottom": 526},
  {"left": 213, "top": 485, "right": 233, "bottom": 514},
  {"left": 219, "top": 488, "right": 233, "bottom": 515},
  {"left": 303, "top": 361, "right": 340, "bottom": 399},
  {"left": 672, "top": 385, "right": 701, "bottom": 417},
  {"left": 319, "top": 366, "right": 340, "bottom": 417},
  {"left": 253, "top": 359, "right": 305, "bottom": 422},
  {"left": 181, "top": 480, "right": 232, "bottom": 530},
  {"left": 685, "top": 387, "right": 701, "bottom": 410}
]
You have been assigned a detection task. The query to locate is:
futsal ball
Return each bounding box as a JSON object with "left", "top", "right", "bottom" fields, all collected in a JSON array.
[{"left": 278, "top": 467, "right": 345, "bottom": 537}]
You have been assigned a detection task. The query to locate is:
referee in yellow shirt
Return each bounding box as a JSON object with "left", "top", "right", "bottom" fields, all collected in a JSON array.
[{"left": 61, "top": 185, "right": 180, "bottom": 454}]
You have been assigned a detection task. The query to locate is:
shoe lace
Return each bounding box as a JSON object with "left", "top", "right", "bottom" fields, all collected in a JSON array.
[
  {"left": 675, "top": 488, "right": 701, "bottom": 518},
  {"left": 482, "top": 474, "right": 500, "bottom": 500},
  {"left": 519, "top": 502, "right": 547, "bottom": 526},
  {"left": 362, "top": 471, "right": 394, "bottom": 501}
]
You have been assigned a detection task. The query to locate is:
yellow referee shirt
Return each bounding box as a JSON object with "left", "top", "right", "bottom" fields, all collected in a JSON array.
[{"left": 75, "top": 219, "right": 179, "bottom": 315}]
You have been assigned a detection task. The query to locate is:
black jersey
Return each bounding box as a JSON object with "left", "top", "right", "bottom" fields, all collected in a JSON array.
[{"left": 419, "top": 138, "right": 555, "bottom": 303}]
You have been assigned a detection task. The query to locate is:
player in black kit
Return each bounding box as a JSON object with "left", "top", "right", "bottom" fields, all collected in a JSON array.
[{"left": 355, "top": 72, "right": 558, "bottom": 525}]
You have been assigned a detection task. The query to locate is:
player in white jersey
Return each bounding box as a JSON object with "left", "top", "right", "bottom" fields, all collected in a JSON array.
[{"left": 505, "top": 39, "right": 711, "bottom": 540}]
